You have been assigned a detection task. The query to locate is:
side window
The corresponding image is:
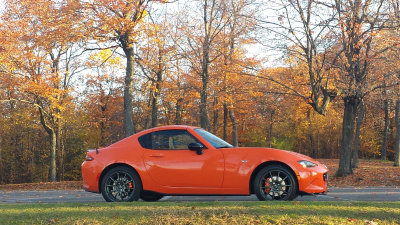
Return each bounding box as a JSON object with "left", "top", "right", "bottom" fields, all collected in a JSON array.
[
  {"left": 138, "top": 130, "right": 201, "bottom": 150},
  {"left": 171, "top": 132, "right": 199, "bottom": 150},
  {"left": 138, "top": 133, "right": 151, "bottom": 149}
]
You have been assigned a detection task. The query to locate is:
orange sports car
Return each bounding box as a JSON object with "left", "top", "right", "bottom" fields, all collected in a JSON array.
[{"left": 82, "top": 125, "right": 328, "bottom": 202}]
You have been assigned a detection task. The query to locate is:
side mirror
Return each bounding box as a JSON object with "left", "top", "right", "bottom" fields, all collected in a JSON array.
[{"left": 188, "top": 142, "right": 204, "bottom": 155}]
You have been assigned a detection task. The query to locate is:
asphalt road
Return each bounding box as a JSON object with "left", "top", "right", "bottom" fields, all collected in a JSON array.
[{"left": 1, "top": 187, "right": 399, "bottom": 203}]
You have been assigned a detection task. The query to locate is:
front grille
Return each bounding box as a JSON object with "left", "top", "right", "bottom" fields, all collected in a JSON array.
[{"left": 323, "top": 173, "right": 328, "bottom": 181}]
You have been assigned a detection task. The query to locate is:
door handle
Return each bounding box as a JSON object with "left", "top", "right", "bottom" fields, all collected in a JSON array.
[{"left": 148, "top": 154, "right": 164, "bottom": 158}]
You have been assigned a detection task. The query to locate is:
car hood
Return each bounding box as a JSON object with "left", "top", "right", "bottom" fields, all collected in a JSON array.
[{"left": 235, "top": 147, "right": 317, "bottom": 161}]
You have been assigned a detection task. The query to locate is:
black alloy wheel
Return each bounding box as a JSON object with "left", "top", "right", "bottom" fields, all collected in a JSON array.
[
  {"left": 101, "top": 166, "right": 142, "bottom": 202},
  {"left": 254, "top": 165, "right": 298, "bottom": 201}
]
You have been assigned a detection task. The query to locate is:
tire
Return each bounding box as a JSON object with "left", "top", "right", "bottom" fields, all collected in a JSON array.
[
  {"left": 140, "top": 191, "right": 164, "bottom": 202},
  {"left": 254, "top": 165, "right": 298, "bottom": 201},
  {"left": 101, "top": 166, "right": 142, "bottom": 202}
]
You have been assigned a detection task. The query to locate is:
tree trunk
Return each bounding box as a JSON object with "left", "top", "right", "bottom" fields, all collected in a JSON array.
[
  {"left": 223, "top": 103, "right": 228, "bottom": 141},
  {"left": 336, "top": 96, "right": 359, "bottom": 177},
  {"left": 309, "top": 134, "right": 315, "bottom": 158},
  {"left": 0, "top": 136, "right": 2, "bottom": 183},
  {"left": 143, "top": 89, "right": 153, "bottom": 129},
  {"left": 394, "top": 99, "right": 400, "bottom": 167},
  {"left": 200, "top": 73, "right": 210, "bottom": 130},
  {"left": 38, "top": 106, "right": 57, "bottom": 182},
  {"left": 229, "top": 107, "right": 238, "bottom": 147},
  {"left": 151, "top": 93, "right": 158, "bottom": 128},
  {"left": 352, "top": 101, "right": 364, "bottom": 168},
  {"left": 268, "top": 113, "right": 273, "bottom": 148},
  {"left": 56, "top": 123, "right": 65, "bottom": 181},
  {"left": 307, "top": 110, "right": 316, "bottom": 158},
  {"left": 100, "top": 120, "right": 106, "bottom": 147},
  {"left": 123, "top": 47, "right": 135, "bottom": 136},
  {"left": 380, "top": 99, "right": 390, "bottom": 160},
  {"left": 151, "top": 71, "right": 162, "bottom": 128},
  {"left": 200, "top": 0, "right": 211, "bottom": 131},
  {"left": 49, "top": 130, "right": 57, "bottom": 182},
  {"left": 200, "top": 67, "right": 210, "bottom": 130},
  {"left": 175, "top": 98, "right": 183, "bottom": 125},
  {"left": 212, "top": 96, "right": 219, "bottom": 133}
]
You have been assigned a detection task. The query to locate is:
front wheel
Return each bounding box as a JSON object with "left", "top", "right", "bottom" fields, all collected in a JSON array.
[
  {"left": 254, "top": 165, "right": 298, "bottom": 201},
  {"left": 101, "top": 166, "right": 142, "bottom": 202}
]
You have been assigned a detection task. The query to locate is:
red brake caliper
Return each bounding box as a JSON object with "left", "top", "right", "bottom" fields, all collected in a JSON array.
[
  {"left": 264, "top": 178, "right": 271, "bottom": 194},
  {"left": 128, "top": 182, "right": 133, "bottom": 189}
]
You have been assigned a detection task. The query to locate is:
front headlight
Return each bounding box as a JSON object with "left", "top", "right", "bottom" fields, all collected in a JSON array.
[{"left": 298, "top": 160, "right": 317, "bottom": 168}]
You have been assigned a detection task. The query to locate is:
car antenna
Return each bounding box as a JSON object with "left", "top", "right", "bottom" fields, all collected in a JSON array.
[{"left": 96, "top": 148, "right": 99, "bottom": 154}]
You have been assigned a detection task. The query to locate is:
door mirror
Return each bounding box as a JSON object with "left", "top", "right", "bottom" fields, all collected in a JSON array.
[{"left": 188, "top": 142, "right": 204, "bottom": 155}]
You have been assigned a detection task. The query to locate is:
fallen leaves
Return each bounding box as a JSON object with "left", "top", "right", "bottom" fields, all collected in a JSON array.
[{"left": 318, "top": 159, "right": 400, "bottom": 187}]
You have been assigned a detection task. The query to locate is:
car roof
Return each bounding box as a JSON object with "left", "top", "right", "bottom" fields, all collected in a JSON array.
[
  {"left": 108, "top": 125, "right": 202, "bottom": 148},
  {"left": 151, "top": 125, "right": 199, "bottom": 130},
  {"left": 137, "top": 125, "right": 201, "bottom": 135}
]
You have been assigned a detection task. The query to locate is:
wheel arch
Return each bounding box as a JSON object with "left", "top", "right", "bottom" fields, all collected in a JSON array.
[
  {"left": 98, "top": 163, "right": 142, "bottom": 192},
  {"left": 249, "top": 161, "right": 298, "bottom": 194}
]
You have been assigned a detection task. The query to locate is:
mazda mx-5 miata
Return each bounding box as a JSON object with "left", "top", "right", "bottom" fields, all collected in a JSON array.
[{"left": 82, "top": 125, "right": 328, "bottom": 202}]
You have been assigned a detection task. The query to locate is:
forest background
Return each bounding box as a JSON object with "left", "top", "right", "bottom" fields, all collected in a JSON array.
[{"left": 0, "top": 0, "right": 400, "bottom": 184}]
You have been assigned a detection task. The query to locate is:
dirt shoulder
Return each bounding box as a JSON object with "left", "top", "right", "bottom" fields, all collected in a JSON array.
[
  {"left": 0, "top": 181, "right": 82, "bottom": 191},
  {"left": 0, "top": 159, "right": 399, "bottom": 191}
]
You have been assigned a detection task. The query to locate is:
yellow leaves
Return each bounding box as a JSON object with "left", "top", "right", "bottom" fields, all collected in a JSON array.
[
  {"left": 141, "top": 9, "right": 148, "bottom": 19},
  {"left": 87, "top": 0, "right": 154, "bottom": 45},
  {"left": 88, "top": 49, "right": 122, "bottom": 70}
]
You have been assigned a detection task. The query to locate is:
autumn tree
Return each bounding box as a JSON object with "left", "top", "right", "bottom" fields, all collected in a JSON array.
[
  {"left": 135, "top": 13, "right": 175, "bottom": 128},
  {"left": 331, "top": 0, "right": 399, "bottom": 176},
  {"left": 176, "top": 0, "right": 233, "bottom": 130},
  {"left": 84, "top": 0, "right": 165, "bottom": 137},
  {"left": 0, "top": 0, "right": 85, "bottom": 181},
  {"left": 258, "top": 0, "right": 399, "bottom": 176},
  {"left": 256, "top": 0, "right": 338, "bottom": 115},
  {"left": 217, "top": 0, "right": 257, "bottom": 145},
  {"left": 368, "top": 27, "right": 400, "bottom": 165},
  {"left": 83, "top": 50, "right": 125, "bottom": 147}
]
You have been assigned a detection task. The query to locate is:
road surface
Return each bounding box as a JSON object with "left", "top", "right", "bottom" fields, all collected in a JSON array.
[{"left": 1, "top": 187, "right": 399, "bottom": 203}]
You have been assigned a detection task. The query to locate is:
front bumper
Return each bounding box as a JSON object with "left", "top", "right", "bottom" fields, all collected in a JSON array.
[{"left": 297, "top": 167, "right": 329, "bottom": 194}]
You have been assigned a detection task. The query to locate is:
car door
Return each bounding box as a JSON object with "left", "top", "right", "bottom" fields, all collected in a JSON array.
[{"left": 141, "top": 129, "right": 224, "bottom": 188}]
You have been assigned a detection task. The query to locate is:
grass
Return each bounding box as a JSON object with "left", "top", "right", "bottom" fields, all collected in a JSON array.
[{"left": 1, "top": 201, "right": 399, "bottom": 225}]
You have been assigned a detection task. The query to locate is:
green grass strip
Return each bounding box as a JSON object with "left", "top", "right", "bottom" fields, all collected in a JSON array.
[{"left": 0, "top": 201, "right": 399, "bottom": 224}]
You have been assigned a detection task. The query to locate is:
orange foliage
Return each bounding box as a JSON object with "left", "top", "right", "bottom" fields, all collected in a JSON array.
[{"left": 0, "top": 0, "right": 399, "bottom": 184}]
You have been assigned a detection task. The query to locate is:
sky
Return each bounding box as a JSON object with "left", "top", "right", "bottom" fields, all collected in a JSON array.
[{"left": 0, "top": 0, "right": 4, "bottom": 14}]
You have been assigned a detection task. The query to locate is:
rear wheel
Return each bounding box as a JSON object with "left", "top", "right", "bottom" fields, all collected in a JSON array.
[
  {"left": 140, "top": 191, "right": 164, "bottom": 202},
  {"left": 101, "top": 166, "right": 142, "bottom": 202},
  {"left": 254, "top": 165, "right": 298, "bottom": 201}
]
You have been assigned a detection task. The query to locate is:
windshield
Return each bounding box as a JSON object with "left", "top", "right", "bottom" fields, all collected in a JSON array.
[{"left": 194, "top": 129, "right": 233, "bottom": 148}]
